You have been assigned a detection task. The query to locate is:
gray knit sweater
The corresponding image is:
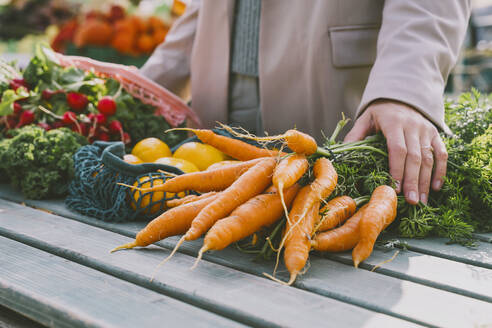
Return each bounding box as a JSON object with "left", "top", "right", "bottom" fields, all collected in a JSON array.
[{"left": 230, "top": 0, "right": 261, "bottom": 76}]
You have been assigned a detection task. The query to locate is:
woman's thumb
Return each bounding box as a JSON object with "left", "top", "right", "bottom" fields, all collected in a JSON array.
[{"left": 343, "top": 114, "right": 373, "bottom": 142}]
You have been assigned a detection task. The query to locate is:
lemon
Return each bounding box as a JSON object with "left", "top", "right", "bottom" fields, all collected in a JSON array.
[
  {"left": 173, "top": 142, "right": 227, "bottom": 171},
  {"left": 130, "top": 175, "right": 185, "bottom": 214},
  {"left": 131, "top": 138, "right": 172, "bottom": 163},
  {"left": 206, "top": 160, "right": 241, "bottom": 171},
  {"left": 123, "top": 154, "right": 143, "bottom": 165},
  {"left": 154, "top": 157, "right": 200, "bottom": 174}
]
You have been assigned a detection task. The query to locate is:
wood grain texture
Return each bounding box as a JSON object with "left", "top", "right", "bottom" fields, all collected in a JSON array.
[
  {"left": 0, "top": 199, "right": 415, "bottom": 328},
  {"left": 0, "top": 237, "right": 243, "bottom": 328}
]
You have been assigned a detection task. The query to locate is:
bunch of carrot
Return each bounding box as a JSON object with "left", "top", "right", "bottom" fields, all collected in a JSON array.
[{"left": 112, "top": 127, "right": 397, "bottom": 285}]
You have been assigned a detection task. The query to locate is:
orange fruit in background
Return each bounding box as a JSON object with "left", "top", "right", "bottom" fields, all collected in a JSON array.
[
  {"left": 131, "top": 138, "right": 172, "bottom": 163},
  {"left": 74, "top": 19, "right": 113, "bottom": 47},
  {"left": 111, "top": 33, "right": 135, "bottom": 54},
  {"left": 154, "top": 157, "right": 199, "bottom": 174},
  {"left": 152, "top": 28, "right": 168, "bottom": 45},
  {"left": 173, "top": 142, "right": 227, "bottom": 171},
  {"left": 123, "top": 154, "right": 143, "bottom": 165},
  {"left": 137, "top": 34, "right": 155, "bottom": 53},
  {"left": 148, "top": 16, "right": 166, "bottom": 31}
]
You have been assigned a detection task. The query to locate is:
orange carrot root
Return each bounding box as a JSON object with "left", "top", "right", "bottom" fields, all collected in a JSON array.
[
  {"left": 352, "top": 185, "right": 397, "bottom": 267},
  {"left": 314, "top": 195, "right": 356, "bottom": 233},
  {"left": 184, "top": 157, "right": 277, "bottom": 241},
  {"left": 167, "top": 127, "right": 281, "bottom": 160}
]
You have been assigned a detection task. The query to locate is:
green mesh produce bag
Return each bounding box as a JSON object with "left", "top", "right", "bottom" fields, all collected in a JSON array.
[{"left": 66, "top": 141, "right": 189, "bottom": 222}]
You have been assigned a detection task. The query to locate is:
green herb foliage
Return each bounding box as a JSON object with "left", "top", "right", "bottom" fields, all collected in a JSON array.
[{"left": 0, "top": 126, "right": 87, "bottom": 199}]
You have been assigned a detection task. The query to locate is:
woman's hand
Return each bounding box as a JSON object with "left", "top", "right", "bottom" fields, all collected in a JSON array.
[{"left": 344, "top": 100, "right": 448, "bottom": 205}]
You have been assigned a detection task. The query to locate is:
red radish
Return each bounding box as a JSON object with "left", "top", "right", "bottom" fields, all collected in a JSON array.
[
  {"left": 72, "top": 122, "right": 88, "bottom": 135},
  {"left": 13, "top": 102, "right": 23, "bottom": 116},
  {"left": 97, "top": 96, "right": 117, "bottom": 116},
  {"left": 62, "top": 111, "right": 77, "bottom": 124},
  {"left": 16, "top": 110, "right": 35, "bottom": 128},
  {"left": 122, "top": 132, "right": 131, "bottom": 144},
  {"left": 67, "top": 92, "right": 88, "bottom": 112},
  {"left": 9, "top": 78, "right": 29, "bottom": 91},
  {"left": 42, "top": 90, "right": 55, "bottom": 100},
  {"left": 38, "top": 122, "right": 51, "bottom": 131},
  {"left": 88, "top": 113, "right": 107, "bottom": 125},
  {"left": 109, "top": 120, "right": 123, "bottom": 134},
  {"left": 52, "top": 121, "right": 65, "bottom": 129},
  {"left": 97, "top": 131, "right": 110, "bottom": 141}
]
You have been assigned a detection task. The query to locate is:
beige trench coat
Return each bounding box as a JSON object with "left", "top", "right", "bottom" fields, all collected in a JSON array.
[{"left": 141, "top": 0, "right": 470, "bottom": 140}]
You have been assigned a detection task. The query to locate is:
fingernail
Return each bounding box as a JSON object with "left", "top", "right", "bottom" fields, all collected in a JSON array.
[
  {"left": 407, "top": 191, "right": 418, "bottom": 203},
  {"left": 432, "top": 180, "right": 442, "bottom": 190},
  {"left": 420, "top": 193, "right": 427, "bottom": 205}
]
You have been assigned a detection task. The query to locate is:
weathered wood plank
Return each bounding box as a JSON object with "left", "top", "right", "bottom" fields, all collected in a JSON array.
[
  {"left": 474, "top": 233, "right": 492, "bottom": 243},
  {"left": 323, "top": 248, "right": 492, "bottom": 303},
  {"left": 0, "top": 305, "right": 45, "bottom": 328},
  {"left": 4, "top": 190, "right": 491, "bottom": 305},
  {"left": 3, "top": 201, "right": 492, "bottom": 327},
  {"left": 0, "top": 199, "right": 416, "bottom": 328},
  {"left": 0, "top": 237, "right": 243, "bottom": 328}
]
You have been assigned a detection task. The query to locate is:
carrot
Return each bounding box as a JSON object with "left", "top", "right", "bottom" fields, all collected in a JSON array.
[
  {"left": 282, "top": 129, "right": 317, "bottom": 155},
  {"left": 352, "top": 185, "right": 397, "bottom": 268},
  {"left": 271, "top": 157, "right": 337, "bottom": 276},
  {"left": 186, "top": 157, "right": 277, "bottom": 240},
  {"left": 167, "top": 128, "right": 281, "bottom": 160},
  {"left": 272, "top": 154, "right": 309, "bottom": 224},
  {"left": 110, "top": 195, "right": 219, "bottom": 253},
  {"left": 311, "top": 204, "right": 368, "bottom": 252},
  {"left": 165, "top": 157, "right": 277, "bottom": 265},
  {"left": 198, "top": 184, "right": 300, "bottom": 255},
  {"left": 129, "top": 158, "right": 263, "bottom": 193},
  {"left": 219, "top": 124, "right": 318, "bottom": 155},
  {"left": 283, "top": 197, "right": 320, "bottom": 285},
  {"left": 297, "top": 157, "right": 338, "bottom": 223},
  {"left": 165, "top": 192, "right": 218, "bottom": 208},
  {"left": 314, "top": 195, "right": 356, "bottom": 233}
]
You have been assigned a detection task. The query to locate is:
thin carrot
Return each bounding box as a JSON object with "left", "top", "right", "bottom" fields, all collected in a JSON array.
[
  {"left": 219, "top": 124, "right": 318, "bottom": 155},
  {"left": 272, "top": 157, "right": 337, "bottom": 275},
  {"left": 352, "top": 185, "right": 397, "bottom": 268},
  {"left": 186, "top": 157, "right": 277, "bottom": 241},
  {"left": 284, "top": 199, "right": 320, "bottom": 285},
  {"left": 166, "top": 158, "right": 277, "bottom": 266},
  {"left": 198, "top": 184, "right": 300, "bottom": 254},
  {"left": 110, "top": 195, "right": 219, "bottom": 253},
  {"left": 311, "top": 204, "right": 368, "bottom": 252},
  {"left": 314, "top": 195, "right": 356, "bottom": 233},
  {"left": 165, "top": 192, "right": 218, "bottom": 208},
  {"left": 273, "top": 154, "right": 309, "bottom": 224},
  {"left": 167, "top": 128, "right": 281, "bottom": 160},
  {"left": 132, "top": 158, "right": 263, "bottom": 193}
]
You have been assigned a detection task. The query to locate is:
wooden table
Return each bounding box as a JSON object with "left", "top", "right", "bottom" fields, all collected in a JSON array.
[{"left": 0, "top": 184, "right": 491, "bottom": 328}]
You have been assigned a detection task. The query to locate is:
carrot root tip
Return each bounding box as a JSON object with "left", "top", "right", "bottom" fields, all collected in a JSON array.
[
  {"left": 109, "top": 241, "right": 137, "bottom": 253},
  {"left": 190, "top": 247, "right": 207, "bottom": 270},
  {"left": 287, "top": 273, "right": 298, "bottom": 286},
  {"left": 262, "top": 272, "right": 290, "bottom": 286}
]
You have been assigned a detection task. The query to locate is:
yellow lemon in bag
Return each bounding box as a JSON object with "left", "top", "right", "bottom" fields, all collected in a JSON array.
[
  {"left": 173, "top": 142, "right": 227, "bottom": 171},
  {"left": 154, "top": 157, "right": 199, "bottom": 174},
  {"left": 131, "top": 138, "right": 171, "bottom": 163}
]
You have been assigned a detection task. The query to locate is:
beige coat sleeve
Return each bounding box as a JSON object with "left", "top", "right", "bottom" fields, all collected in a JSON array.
[
  {"left": 357, "top": 0, "right": 471, "bottom": 133},
  {"left": 139, "top": 0, "right": 200, "bottom": 97}
]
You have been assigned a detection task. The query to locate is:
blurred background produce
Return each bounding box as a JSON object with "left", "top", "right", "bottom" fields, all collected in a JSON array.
[{"left": 0, "top": 0, "right": 188, "bottom": 68}]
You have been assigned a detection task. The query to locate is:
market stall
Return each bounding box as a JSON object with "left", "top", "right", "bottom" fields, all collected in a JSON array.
[{"left": 0, "top": 2, "right": 491, "bottom": 326}]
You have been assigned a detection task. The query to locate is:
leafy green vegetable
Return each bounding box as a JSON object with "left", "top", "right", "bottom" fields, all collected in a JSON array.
[{"left": 0, "top": 126, "right": 87, "bottom": 199}]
